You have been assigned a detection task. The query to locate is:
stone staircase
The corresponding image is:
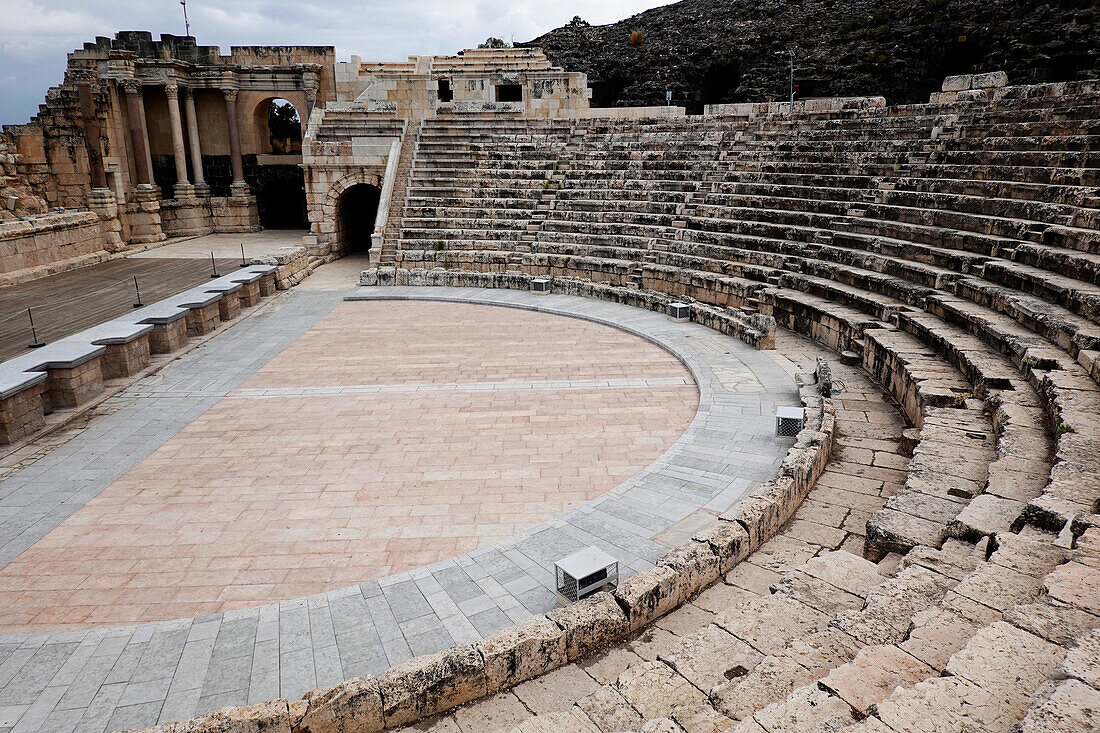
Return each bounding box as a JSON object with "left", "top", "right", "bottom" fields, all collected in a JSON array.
[{"left": 378, "top": 117, "right": 422, "bottom": 266}]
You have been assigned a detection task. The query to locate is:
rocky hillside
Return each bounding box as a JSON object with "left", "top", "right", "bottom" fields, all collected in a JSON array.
[{"left": 523, "top": 0, "right": 1098, "bottom": 111}]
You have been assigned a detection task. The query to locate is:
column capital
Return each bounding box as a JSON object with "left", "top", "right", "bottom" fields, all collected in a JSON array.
[
  {"left": 222, "top": 88, "right": 238, "bottom": 102},
  {"left": 181, "top": 85, "right": 195, "bottom": 99},
  {"left": 120, "top": 79, "right": 142, "bottom": 96},
  {"left": 165, "top": 82, "right": 179, "bottom": 100}
]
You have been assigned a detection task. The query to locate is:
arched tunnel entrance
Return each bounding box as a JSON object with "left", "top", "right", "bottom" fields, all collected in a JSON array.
[{"left": 336, "top": 184, "right": 381, "bottom": 253}]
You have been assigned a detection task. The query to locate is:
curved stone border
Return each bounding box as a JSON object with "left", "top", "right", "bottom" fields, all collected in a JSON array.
[
  {"left": 360, "top": 266, "right": 777, "bottom": 350},
  {"left": 127, "top": 294, "right": 834, "bottom": 732}
]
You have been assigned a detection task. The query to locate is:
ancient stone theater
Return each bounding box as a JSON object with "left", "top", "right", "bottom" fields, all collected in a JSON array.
[{"left": 0, "top": 27, "right": 1097, "bottom": 733}]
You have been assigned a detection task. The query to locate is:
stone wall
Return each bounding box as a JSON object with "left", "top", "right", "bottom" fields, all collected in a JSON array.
[
  {"left": 158, "top": 193, "right": 261, "bottom": 238},
  {"left": 0, "top": 137, "right": 50, "bottom": 222},
  {"left": 252, "top": 246, "right": 314, "bottom": 290},
  {"left": 705, "top": 96, "right": 887, "bottom": 117},
  {"left": 337, "top": 48, "right": 592, "bottom": 119},
  {"left": 0, "top": 210, "right": 120, "bottom": 286}
]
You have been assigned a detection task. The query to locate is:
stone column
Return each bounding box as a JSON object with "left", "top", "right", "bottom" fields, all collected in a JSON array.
[
  {"left": 77, "top": 83, "right": 107, "bottom": 190},
  {"left": 223, "top": 88, "right": 248, "bottom": 194},
  {"left": 165, "top": 83, "right": 192, "bottom": 196},
  {"left": 121, "top": 80, "right": 153, "bottom": 188},
  {"left": 183, "top": 88, "right": 207, "bottom": 193}
]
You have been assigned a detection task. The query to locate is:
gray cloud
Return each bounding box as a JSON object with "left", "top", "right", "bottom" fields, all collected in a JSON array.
[{"left": 0, "top": 0, "right": 672, "bottom": 124}]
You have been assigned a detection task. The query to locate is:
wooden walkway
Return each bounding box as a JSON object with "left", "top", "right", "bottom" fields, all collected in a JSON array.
[{"left": 0, "top": 257, "right": 241, "bottom": 362}]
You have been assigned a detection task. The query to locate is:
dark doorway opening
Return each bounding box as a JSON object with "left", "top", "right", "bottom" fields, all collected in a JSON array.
[
  {"left": 336, "top": 184, "right": 381, "bottom": 253},
  {"left": 256, "top": 170, "right": 308, "bottom": 229},
  {"left": 496, "top": 84, "right": 523, "bottom": 102},
  {"left": 438, "top": 79, "right": 453, "bottom": 102}
]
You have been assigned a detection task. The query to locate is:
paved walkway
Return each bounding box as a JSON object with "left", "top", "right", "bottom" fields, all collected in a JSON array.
[
  {"left": 0, "top": 284, "right": 797, "bottom": 732},
  {"left": 0, "top": 231, "right": 303, "bottom": 362},
  {"left": 0, "top": 301, "right": 698, "bottom": 631}
]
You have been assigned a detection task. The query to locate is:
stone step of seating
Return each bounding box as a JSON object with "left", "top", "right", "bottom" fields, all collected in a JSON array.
[
  {"left": 827, "top": 225, "right": 1100, "bottom": 323},
  {"left": 404, "top": 187, "right": 550, "bottom": 200},
  {"left": 717, "top": 172, "right": 1093, "bottom": 211},
  {"left": 728, "top": 530, "right": 1066, "bottom": 733},
  {"left": 403, "top": 205, "right": 540, "bottom": 219},
  {"left": 856, "top": 199, "right": 1099, "bottom": 256},
  {"left": 915, "top": 161, "right": 1099, "bottom": 188},
  {"left": 877, "top": 187, "right": 1087, "bottom": 235},
  {"left": 892, "top": 174, "right": 1096, "bottom": 206},
  {"left": 944, "top": 132, "right": 1100, "bottom": 152}
]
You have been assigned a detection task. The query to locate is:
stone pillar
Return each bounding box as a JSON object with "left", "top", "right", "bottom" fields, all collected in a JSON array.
[
  {"left": 165, "top": 83, "right": 192, "bottom": 197},
  {"left": 183, "top": 88, "right": 207, "bottom": 194},
  {"left": 303, "top": 87, "right": 317, "bottom": 138},
  {"left": 223, "top": 88, "right": 248, "bottom": 194},
  {"left": 121, "top": 81, "right": 153, "bottom": 188},
  {"left": 77, "top": 83, "right": 107, "bottom": 190}
]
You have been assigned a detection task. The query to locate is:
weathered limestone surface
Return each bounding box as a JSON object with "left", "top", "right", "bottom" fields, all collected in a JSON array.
[
  {"left": 477, "top": 615, "right": 567, "bottom": 692},
  {"left": 376, "top": 645, "right": 487, "bottom": 727},
  {"left": 294, "top": 676, "right": 383, "bottom": 732},
  {"left": 545, "top": 592, "right": 629, "bottom": 662}
]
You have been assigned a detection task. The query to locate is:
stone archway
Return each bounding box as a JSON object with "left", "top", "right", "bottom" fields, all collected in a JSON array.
[
  {"left": 252, "top": 97, "right": 303, "bottom": 155},
  {"left": 335, "top": 183, "right": 382, "bottom": 253},
  {"left": 309, "top": 170, "right": 385, "bottom": 251}
]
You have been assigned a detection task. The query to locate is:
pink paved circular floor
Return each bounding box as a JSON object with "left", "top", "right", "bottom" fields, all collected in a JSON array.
[{"left": 0, "top": 301, "right": 698, "bottom": 631}]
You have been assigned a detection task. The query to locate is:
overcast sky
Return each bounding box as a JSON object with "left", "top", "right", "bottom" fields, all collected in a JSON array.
[{"left": 0, "top": 0, "right": 674, "bottom": 124}]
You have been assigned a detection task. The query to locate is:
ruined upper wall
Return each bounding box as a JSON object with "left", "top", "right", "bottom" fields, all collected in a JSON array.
[
  {"left": 71, "top": 32, "right": 337, "bottom": 79},
  {"left": 335, "top": 47, "right": 591, "bottom": 118}
]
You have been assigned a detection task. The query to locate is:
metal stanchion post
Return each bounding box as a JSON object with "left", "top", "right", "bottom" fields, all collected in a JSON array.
[{"left": 27, "top": 308, "right": 45, "bottom": 348}]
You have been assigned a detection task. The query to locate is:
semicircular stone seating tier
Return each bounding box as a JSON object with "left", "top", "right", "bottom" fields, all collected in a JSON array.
[
  {"left": 333, "top": 80, "right": 1097, "bottom": 732},
  {"left": 122, "top": 80, "right": 1099, "bottom": 732}
]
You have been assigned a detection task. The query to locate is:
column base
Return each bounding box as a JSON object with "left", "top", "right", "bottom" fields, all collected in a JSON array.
[
  {"left": 87, "top": 188, "right": 124, "bottom": 252},
  {"left": 159, "top": 195, "right": 214, "bottom": 238},
  {"left": 229, "top": 182, "right": 251, "bottom": 197},
  {"left": 173, "top": 182, "right": 196, "bottom": 199},
  {"left": 193, "top": 182, "right": 211, "bottom": 198},
  {"left": 211, "top": 189, "right": 260, "bottom": 233},
  {"left": 124, "top": 186, "right": 166, "bottom": 245}
]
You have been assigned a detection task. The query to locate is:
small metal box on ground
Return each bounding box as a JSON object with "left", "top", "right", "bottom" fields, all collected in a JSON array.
[
  {"left": 667, "top": 302, "right": 690, "bottom": 322},
  {"left": 554, "top": 546, "right": 619, "bottom": 605},
  {"left": 531, "top": 278, "right": 551, "bottom": 295},
  {"left": 775, "top": 405, "right": 806, "bottom": 438}
]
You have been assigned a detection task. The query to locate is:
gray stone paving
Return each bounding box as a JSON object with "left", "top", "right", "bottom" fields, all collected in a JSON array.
[{"left": 0, "top": 285, "right": 796, "bottom": 732}]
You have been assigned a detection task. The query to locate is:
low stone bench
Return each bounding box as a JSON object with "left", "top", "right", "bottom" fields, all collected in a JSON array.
[
  {"left": 125, "top": 303, "right": 190, "bottom": 353},
  {"left": 230, "top": 271, "right": 264, "bottom": 307},
  {"left": 0, "top": 371, "right": 47, "bottom": 444},
  {"left": 172, "top": 290, "right": 223, "bottom": 337},
  {"left": 205, "top": 283, "right": 243, "bottom": 322},
  {"left": 0, "top": 263, "right": 287, "bottom": 445},
  {"left": 3, "top": 342, "right": 108, "bottom": 411},
  {"left": 65, "top": 323, "right": 155, "bottom": 379}
]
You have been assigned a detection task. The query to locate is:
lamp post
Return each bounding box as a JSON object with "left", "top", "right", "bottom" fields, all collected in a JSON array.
[
  {"left": 775, "top": 49, "right": 795, "bottom": 108},
  {"left": 181, "top": 0, "right": 191, "bottom": 37}
]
